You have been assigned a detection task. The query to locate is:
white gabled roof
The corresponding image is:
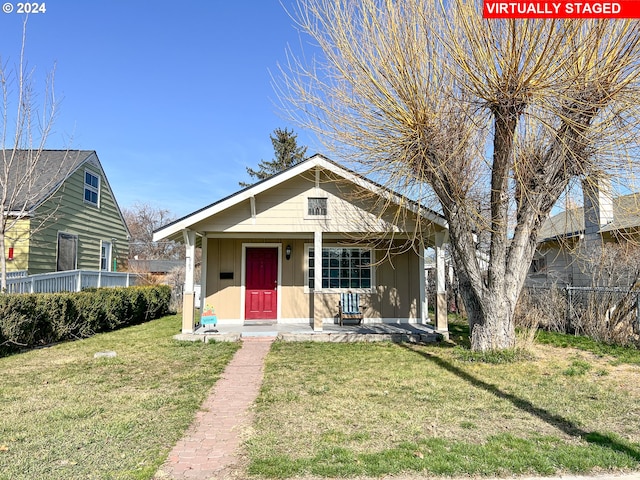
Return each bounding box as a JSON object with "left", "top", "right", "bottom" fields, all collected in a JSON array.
[{"left": 153, "top": 153, "right": 447, "bottom": 242}]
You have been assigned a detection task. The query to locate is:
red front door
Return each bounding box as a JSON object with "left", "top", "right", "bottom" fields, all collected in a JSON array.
[{"left": 245, "top": 247, "right": 278, "bottom": 321}]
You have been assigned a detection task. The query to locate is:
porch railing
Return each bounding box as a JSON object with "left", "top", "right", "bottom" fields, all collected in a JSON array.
[
  {"left": 6, "top": 270, "right": 28, "bottom": 279},
  {"left": 5, "top": 270, "right": 138, "bottom": 294}
]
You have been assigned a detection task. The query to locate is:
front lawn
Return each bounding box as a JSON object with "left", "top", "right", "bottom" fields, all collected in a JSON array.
[
  {"left": 0, "top": 315, "right": 239, "bottom": 480},
  {"left": 247, "top": 327, "right": 640, "bottom": 478}
]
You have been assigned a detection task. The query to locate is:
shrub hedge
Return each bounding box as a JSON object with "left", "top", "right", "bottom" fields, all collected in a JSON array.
[{"left": 0, "top": 285, "right": 171, "bottom": 355}]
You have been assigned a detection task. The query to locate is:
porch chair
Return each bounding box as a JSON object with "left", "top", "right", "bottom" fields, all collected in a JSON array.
[{"left": 339, "top": 292, "right": 364, "bottom": 326}]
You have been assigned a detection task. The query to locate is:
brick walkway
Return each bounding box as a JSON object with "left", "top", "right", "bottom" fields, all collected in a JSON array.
[{"left": 155, "top": 336, "right": 275, "bottom": 480}]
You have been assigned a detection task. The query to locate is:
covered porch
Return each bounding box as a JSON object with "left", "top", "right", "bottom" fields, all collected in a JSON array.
[
  {"left": 179, "top": 230, "right": 450, "bottom": 335},
  {"left": 153, "top": 155, "right": 450, "bottom": 337}
]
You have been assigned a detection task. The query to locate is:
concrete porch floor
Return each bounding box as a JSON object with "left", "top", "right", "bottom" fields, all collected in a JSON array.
[{"left": 174, "top": 321, "right": 448, "bottom": 343}]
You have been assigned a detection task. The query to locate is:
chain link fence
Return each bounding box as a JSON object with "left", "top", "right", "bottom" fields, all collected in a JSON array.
[{"left": 520, "top": 285, "right": 640, "bottom": 346}]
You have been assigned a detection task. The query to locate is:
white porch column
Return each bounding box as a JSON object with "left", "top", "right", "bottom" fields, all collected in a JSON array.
[
  {"left": 434, "top": 231, "right": 449, "bottom": 333},
  {"left": 313, "top": 230, "right": 323, "bottom": 332},
  {"left": 199, "top": 233, "right": 208, "bottom": 318},
  {"left": 419, "top": 244, "right": 428, "bottom": 324},
  {"left": 182, "top": 230, "right": 196, "bottom": 334}
]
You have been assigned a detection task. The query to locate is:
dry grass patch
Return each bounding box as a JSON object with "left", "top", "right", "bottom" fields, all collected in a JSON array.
[{"left": 247, "top": 340, "right": 640, "bottom": 478}]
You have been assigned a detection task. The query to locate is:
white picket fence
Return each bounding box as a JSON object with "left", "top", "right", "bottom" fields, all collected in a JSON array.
[{"left": 5, "top": 270, "right": 137, "bottom": 294}]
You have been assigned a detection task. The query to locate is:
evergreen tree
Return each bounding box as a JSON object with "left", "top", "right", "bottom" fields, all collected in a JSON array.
[{"left": 240, "top": 128, "right": 308, "bottom": 187}]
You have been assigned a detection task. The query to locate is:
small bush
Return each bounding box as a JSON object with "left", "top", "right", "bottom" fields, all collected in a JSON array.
[
  {"left": 0, "top": 285, "right": 171, "bottom": 355},
  {"left": 0, "top": 294, "right": 40, "bottom": 347},
  {"left": 516, "top": 286, "right": 566, "bottom": 334},
  {"left": 35, "top": 293, "right": 78, "bottom": 343},
  {"left": 142, "top": 284, "right": 171, "bottom": 320}
]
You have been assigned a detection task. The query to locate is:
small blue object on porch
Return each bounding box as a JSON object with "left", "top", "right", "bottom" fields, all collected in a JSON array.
[
  {"left": 201, "top": 304, "right": 218, "bottom": 331},
  {"left": 201, "top": 315, "right": 217, "bottom": 327},
  {"left": 339, "top": 292, "right": 363, "bottom": 326}
]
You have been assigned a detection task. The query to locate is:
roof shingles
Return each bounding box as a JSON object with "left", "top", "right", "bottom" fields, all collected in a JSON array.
[
  {"left": 2, "top": 150, "right": 94, "bottom": 211},
  {"left": 539, "top": 192, "right": 640, "bottom": 241}
]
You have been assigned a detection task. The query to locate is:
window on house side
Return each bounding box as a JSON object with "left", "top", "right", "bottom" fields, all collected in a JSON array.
[
  {"left": 532, "top": 257, "right": 546, "bottom": 273},
  {"left": 101, "top": 241, "right": 112, "bottom": 271},
  {"left": 308, "top": 247, "right": 372, "bottom": 290},
  {"left": 308, "top": 197, "right": 327, "bottom": 216},
  {"left": 84, "top": 171, "right": 100, "bottom": 206},
  {"left": 57, "top": 232, "right": 78, "bottom": 271}
]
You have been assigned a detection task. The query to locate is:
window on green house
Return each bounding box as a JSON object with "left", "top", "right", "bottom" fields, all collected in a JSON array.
[{"left": 84, "top": 170, "right": 100, "bottom": 206}]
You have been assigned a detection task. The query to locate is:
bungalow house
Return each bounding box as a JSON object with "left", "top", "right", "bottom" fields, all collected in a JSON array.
[
  {"left": 529, "top": 176, "right": 640, "bottom": 286},
  {"left": 2, "top": 150, "right": 130, "bottom": 275},
  {"left": 153, "top": 154, "right": 450, "bottom": 334}
]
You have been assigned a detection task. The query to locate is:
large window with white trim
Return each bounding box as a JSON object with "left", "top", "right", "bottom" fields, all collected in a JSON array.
[{"left": 307, "top": 246, "right": 372, "bottom": 290}]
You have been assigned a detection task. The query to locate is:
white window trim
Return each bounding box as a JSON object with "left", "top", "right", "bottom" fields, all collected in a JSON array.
[
  {"left": 303, "top": 195, "right": 330, "bottom": 220},
  {"left": 84, "top": 169, "right": 101, "bottom": 207},
  {"left": 56, "top": 231, "right": 78, "bottom": 271},
  {"left": 100, "top": 240, "right": 112, "bottom": 271},
  {"left": 304, "top": 243, "right": 375, "bottom": 294}
]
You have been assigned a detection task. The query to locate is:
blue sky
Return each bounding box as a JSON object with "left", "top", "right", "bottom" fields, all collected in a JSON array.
[{"left": 0, "top": 0, "right": 320, "bottom": 218}]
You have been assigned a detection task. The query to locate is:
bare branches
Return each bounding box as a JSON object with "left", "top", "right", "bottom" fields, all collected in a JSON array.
[
  {"left": 277, "top": 0, "right": 640, "bottom": 350},
  {"left": 123, "top": 202, "right": 182, "bottom": 261},
  {"left": 0, "top": 19, "right": 62, "bottom": 290}
]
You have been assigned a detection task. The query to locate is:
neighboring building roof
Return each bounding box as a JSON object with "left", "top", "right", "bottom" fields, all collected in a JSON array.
[
  {"left": 2, "top": 149, "right": 131, "bottom": 237},
  {"left": 2, "top": 149, "right": 95, "bottom": 211},
  {"left": 129, "top": 259, "right": 183, "bottom": 274},
  {"left": 539, "top": 192, "right": 640, "bottom": 241},
  {"left": 153, "top": 153, "right": 447, "bottom": 242}
]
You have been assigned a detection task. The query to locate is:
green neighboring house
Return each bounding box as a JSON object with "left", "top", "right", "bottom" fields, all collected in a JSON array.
[{"left": 3, "top": 150, "right": 130, "bottom": 275}]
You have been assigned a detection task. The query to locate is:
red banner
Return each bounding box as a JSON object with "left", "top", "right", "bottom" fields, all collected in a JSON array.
[{"left": 483, "top": 1, "right": 640, "bottom": 18}]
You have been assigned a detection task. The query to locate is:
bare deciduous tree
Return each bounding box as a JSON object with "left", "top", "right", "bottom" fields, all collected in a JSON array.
[
  {"left": 123, "top": 202, "right": 182, "bottom": 260},
  {"left": 277, "top": 0, "right": 640, "bottom": 350},
  {"left": 577, "top": 241, "right": 640, "bottom": 345},
  {"left": 0, "top": 19, "right": 64, "bottom": 291}
]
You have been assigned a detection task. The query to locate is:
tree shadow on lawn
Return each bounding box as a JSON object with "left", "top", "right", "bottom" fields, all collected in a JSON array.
[{"left": 402, "top": 344, "right": 640, "bottom": 462}]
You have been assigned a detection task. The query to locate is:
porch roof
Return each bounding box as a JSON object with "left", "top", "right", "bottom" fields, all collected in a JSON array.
[{"left": 153, "top": 154, "right": 447, "bottom": 243}]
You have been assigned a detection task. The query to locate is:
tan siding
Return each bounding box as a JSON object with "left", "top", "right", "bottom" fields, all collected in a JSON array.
[
  {"left": 312, "top": 292, "right": 340, "bottom": 321},
  {"left": 395, "top": 251, "right": 410, "bottom": 318},
  {"left": 280, "top": 239, "right": 313, "bottom": 320},
  {"left": 205, "top": 238, "right": 242, "bottom": 319},
  {"left": 280, "top": 286, "right": 312, "bottom": 319},
  {"left": 192, "top": 174, "right": 419, "bottom": 234},
  {"left": 203, "top": 236, "right": 423, "bottom": 322},
  {"left": 408, "top": 252, "right": 420, "bottom": 318}
]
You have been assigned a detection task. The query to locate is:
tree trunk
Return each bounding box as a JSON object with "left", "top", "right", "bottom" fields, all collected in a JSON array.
[
  {"left": 468, "top": 291, "right": 516, "bottom": 351},
  {"left": 0, "top": 233, "right": 6, "bottom": 292},
  {"left": 455, "top": 263, "right": 517, "bottom": 351}
]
